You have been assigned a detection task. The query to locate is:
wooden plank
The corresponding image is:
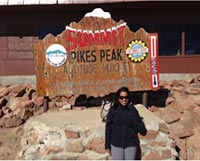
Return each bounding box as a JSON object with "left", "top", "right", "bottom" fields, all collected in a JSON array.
[
  {"left": 8, "top": 0, "right": 23, "bottom": 5},
  {"left": 0, "top": 0, "right": 8, "bottom": 5},
  {"left": 181, "top": 31, "right": 185, "bottom": 55},
  {"left": 88, "top": 0, "right": 123, "bottom": 3},
  {"left": 24, "top": 0, "right": 40, "bottom": 5},
  {"left": 0, "top": 0, "right": 146, "bottom": 5},
  {"left": 58, "top": 0, "right": 72, "bottom": 4},
  {"left": 39, "top": 0, "right": 57, "bottom": 4},
  {"left": 72, "top": 0, "right": 88, "bottom": 3}
]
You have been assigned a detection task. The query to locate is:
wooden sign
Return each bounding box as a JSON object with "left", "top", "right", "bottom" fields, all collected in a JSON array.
[{"left": 34, "top": 8, "right": 159, "bottom": 97}]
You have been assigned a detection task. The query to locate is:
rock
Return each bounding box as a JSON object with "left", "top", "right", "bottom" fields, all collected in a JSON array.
[
  {"left": 1, "top": 115, "right": 23, "bottom": 128},
  {"left": 185, "top": 86, "right": 200, "bottom": 95},
  {"left": 7, "top": 97, "right": 29, "bottom": 111},
  {"left": 193, "top": 106, "right": 200, "bottom": 115},
  {"left": 161, "top": 149, "right": 173, "bottom": 159},
  {"left": 190, "top": 82, "right": 200, "bottom": 88},
  {"left": 85, "top": 137, "right": 106, "bottom": 154},
  {"left": 17, "top": 107, "right": 33, "bottom": 121},
  {"left": 175, "top": 138, "right": 187, "bottom": 160},
  {"left": 72, "top": 106, "right": 87, "bottom": 110},
  {"left": 177, "top": 80, "right": 190, "bottom": 87},
  {"left": 21, "top": 100, "right": 34, "bottom": 109},
  {"left": 2, "top": 106, "right": 12, "bottom": 115},
  {"left": 61, "top": 104, "right": 71, "bottom": 110},
  {"left": 25, "top": 88, "right": 35, "bottom": 99},
  {"left": 54, "top": 101, "right": 69, "bottom": 108},
  {"left": 170, "top": 121, "right": 194, "bottom": 138},
  {"left": 0, "top": 85, "right": 11, "bottom": 98},
  {"left": 8, "top": 85, "right": 26, "bottom": 97},
  {"left": 65, "top": 130, "right": 80, "bottom": 139},
  {"left": 0, "top": 109, "right": 3, "bottom": 117},
  {"left": 171, "top": 80, "right": 180, "bottom": 87},
  {"left": 143, "top": 151, "right": 162, "bottom": 160},
  {"left": 159, "top": 106, "right": 181, "bottom": 124},
  {"left": 65, "top": 95, "right": 76, "bottom": 105},
  {"left": 45, "top": 146, "right": 64, "bottom": 155},
  {"left": 171, "top": 91, "right": 198, "bottom": 111},
  {"left": 66, "top": 140, "right": 84, "bottom": 153},
  {"left": 77, "top": 155, "right": 89, "bottom": 160},
  {"left": 168, "top": 100, "right": 184, "bottom": 114},
  {"left": 0, "top": 98, "right": 7, "bottom": 109},
  {"left": 165, "top": 96, "right": 175, "bottom": 106},
  {"left": 139, "top": 130, "right": 159, "bottom": 140},
  {"left": 32, "top": 96, "right": 44, "bottom": 107},
  {"left": 160, "top": 80, "right": 171, "bottom": 90},
  {"left": 187, "top": 130, "right": 200, "bottom": 148},
  {"left": 187, "top": 127, "right": 200, "bottom": 160},
  {"left": 169, "top": 110, "right": 200, "bottom": 138},
  {"left": 81, "top": 150, "right": 109, "bottom": 160},
  {"left": 159, "top": 123, "right": 170, "bottom": 134},
  {"left": 0, "top": 86, "right": 7, "bottom": 96},
  {"left": 135, "top": 104, "right": 166, "bottom": 131},
  {"left": 169, "top": 121, "right": 194, "bottom": 138}
]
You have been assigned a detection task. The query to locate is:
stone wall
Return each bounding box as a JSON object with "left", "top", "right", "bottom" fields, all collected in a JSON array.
[{"left": 16, "top": 105, "right": 177, "bottom": 160}]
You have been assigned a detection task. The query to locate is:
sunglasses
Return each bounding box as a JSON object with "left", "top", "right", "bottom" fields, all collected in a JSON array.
[{"left": 119, "top": 96, "right": 129, "bottom": 100}]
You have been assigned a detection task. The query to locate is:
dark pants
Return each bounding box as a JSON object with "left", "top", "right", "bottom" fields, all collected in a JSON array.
[{"left": 111, "top": 144, "right": 137, "bottom": 160}]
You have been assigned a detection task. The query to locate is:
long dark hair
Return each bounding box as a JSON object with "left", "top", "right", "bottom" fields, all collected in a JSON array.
[{"left": 112, "top": 86, "right": 131, "bottom": 109}]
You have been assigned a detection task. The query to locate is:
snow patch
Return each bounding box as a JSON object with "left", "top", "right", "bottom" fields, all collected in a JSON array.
[{"left": 85, "top": 8, "right": 111, "bottom": 19}]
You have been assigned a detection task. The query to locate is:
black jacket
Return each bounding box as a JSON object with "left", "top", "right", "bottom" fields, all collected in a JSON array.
[{"left": 105, "top": 104, "right": 147, "bottom": 150}]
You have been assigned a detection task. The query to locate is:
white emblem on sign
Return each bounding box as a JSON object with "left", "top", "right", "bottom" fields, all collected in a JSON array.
[{"left": 45, "top": 44, "right": 67, "bottom": 67}]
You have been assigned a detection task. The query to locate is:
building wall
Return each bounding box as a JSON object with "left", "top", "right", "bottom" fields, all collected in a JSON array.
[
  {"left": 0, "top": 37, "right": 36, "bottom": 75},
  {"left": 159, "top": 56, "right": 200, "bottom": 73},
  {"left": 0, "top": 2, "right": 200, "bottom": 76}
]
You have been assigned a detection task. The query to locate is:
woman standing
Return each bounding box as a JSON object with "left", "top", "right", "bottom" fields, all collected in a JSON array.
[{"left": 105, "top": 87, "right": 147, "bottom": 160}]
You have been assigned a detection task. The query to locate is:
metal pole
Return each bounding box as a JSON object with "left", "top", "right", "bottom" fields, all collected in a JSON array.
[
  {"left": 142, "top": 92, "right": 148, "bottom": 107},
  {"left": 43, "top": 96, "right": 49, "bottom": 112}
]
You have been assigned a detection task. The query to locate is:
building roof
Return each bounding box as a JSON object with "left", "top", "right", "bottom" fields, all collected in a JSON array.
[{"left": 0, "top": 0, "right": 145, "bottom": 6}]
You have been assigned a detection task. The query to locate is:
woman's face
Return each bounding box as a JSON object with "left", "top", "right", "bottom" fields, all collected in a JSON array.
[{"left": 118, "top": 91, "right": 129, "bottom": 106}]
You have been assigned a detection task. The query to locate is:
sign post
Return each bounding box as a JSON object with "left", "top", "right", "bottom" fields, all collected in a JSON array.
[{"left": 34, "top": 8, "right": 159, "bottom": 109}]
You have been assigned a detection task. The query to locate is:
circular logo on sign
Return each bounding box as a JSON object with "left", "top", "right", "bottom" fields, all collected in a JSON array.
[
  {"left": 126, "top": 39, "right": 148, "bottom": 63},
  {"left": 45, "top": 44, "right": 67, "bottom": 67}
]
